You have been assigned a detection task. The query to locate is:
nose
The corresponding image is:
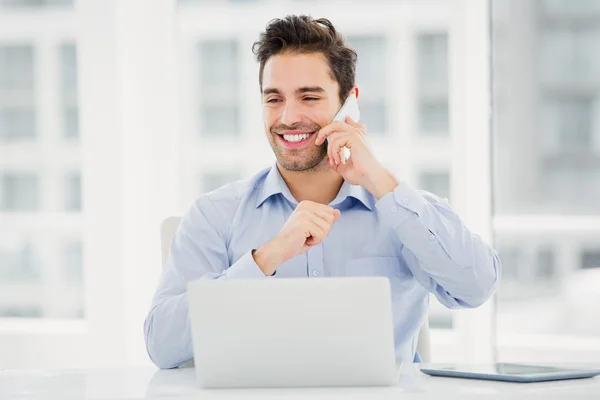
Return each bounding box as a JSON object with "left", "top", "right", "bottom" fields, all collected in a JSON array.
[{"left": 281, "top": 100, "right": 302, "bottom": 127}]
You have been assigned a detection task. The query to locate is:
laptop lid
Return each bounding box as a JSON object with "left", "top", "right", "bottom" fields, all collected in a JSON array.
[{"left": 187, "top": 276, "right": 398, "bottom": 388}]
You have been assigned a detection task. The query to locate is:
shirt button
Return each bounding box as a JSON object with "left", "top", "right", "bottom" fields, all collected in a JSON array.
[
  {"left": 391, "top": 205, "right": 398, "bottom": 212},
  {"left": 429, "top": 234, "right": 436, "bottom": 241},
  {"left": 402, "top": 198, "right": 409, "bottom": 205},
  {"left": 312, "top": 270, "right": 320, "bottom": 277}
]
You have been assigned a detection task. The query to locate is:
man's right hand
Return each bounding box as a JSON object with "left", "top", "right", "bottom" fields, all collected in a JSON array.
[{"left": 252, "top": 201, "right": 341, "bottom": 276}]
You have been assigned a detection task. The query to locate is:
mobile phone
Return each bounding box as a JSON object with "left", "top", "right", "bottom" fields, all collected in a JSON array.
[{"left": 330, "top": 93, "right": 360, "bottom": 164}]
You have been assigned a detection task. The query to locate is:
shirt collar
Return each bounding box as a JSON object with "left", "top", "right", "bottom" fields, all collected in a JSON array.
[{"left": 255, "top": 163, "right": 374, "bottom": 211}]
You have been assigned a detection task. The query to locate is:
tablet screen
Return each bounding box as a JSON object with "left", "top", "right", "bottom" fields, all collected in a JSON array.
[{"left": 442, "top": 363, "right": 575, "bottom": 376}]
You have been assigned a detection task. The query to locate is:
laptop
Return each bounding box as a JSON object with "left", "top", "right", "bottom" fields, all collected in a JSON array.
[{"left": 187, "top": 276, "right": 399, "bottom": 388}]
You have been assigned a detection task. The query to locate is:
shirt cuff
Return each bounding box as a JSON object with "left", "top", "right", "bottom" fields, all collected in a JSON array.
[
  {"left": 223, "top": 250, "right": 268, "bottom": 279},
  {"left": 375, "top": 182, "right": 429, "bottom": 230}
]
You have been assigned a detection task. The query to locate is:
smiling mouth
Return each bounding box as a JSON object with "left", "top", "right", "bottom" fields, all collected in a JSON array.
[{"left": 281, "top": 132, "right": 314, "bottom": 142}]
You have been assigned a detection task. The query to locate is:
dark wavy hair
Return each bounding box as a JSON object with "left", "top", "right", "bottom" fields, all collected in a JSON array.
[{"left": 252, "top": 15, "right": 357, "bottom": 103}]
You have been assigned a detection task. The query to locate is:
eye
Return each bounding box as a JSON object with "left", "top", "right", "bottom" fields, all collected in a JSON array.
[
  {"left": 304, "top": 97, "right": 319, "bottom": 101},
  {"left": 266, "top": 98, "right": 282, "bottom": 104}
]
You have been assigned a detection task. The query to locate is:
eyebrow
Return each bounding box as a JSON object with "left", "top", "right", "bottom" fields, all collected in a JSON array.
[{"left": 262, "top": 86, "right": 326, "bottom": 96}]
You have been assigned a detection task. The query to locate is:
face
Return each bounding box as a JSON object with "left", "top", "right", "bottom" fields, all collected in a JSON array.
[{"left": 261, "top": 52, "right": 342, "bottom": 172}]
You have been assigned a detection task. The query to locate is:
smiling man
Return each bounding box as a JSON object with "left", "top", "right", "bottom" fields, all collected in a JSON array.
[{"left": 144, "top": 15, "right": 501, "bottom": 369}]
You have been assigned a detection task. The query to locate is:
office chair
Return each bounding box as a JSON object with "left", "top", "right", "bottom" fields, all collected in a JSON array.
[{"left": 160, "top": 216, "right": 431, "bottom": 363}]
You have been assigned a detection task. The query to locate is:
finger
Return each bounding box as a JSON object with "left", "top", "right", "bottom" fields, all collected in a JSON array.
[
  {"left": 333, "top": 209, "right": 341, "bottom": 222},
  {"left": 304, "top": 218, "right": 327, "bottom": 245},
  {"left": 326, "top": 132, "right": 340, "bottom": 165},
  {"left": 303, "top": 202, "right": 338, "bottom": 225},
  {"left": 328, "top": 132, "right": 351, "bottom": 166},
  {"left": 345, "top": 116, "right": 367, "bottom": 134},
  {"left": 315, "top": 121, "right": 349, "bottom": 146},
  {"left": 305, "top": 237, "right": 317, "bottom": 246}
]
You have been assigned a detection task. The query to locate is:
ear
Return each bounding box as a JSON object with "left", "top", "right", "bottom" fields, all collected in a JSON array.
[{"left": 349, "top": 86, "right": 359, "bottom": 100}]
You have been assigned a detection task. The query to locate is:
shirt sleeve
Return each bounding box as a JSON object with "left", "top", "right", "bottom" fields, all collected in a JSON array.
[
  {"left": 375, "top": 182, "right": 501, "bottom": 308},
  {"left": 143, "top": 197, "right": 268, "bottom": 369}
]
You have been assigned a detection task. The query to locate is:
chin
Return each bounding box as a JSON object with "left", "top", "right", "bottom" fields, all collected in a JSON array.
[{"left": 278, "top": 156, "right": 328, "bottom": 172}]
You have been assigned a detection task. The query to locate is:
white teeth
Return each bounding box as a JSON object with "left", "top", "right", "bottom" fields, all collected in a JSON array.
[{"left": 283, "top": 133, "right": 310, "bottom": 142}]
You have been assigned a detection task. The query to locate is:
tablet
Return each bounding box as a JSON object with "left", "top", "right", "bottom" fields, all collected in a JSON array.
[{"left": 419, "top": 363, "right": 600, "bottom": 383}]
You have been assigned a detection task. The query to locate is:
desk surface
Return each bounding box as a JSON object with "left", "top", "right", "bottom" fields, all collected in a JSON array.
[{"left": 1, "top": 364, "right": 599, "bottom": 399}]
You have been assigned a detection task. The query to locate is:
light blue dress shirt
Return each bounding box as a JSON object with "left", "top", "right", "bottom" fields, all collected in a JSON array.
[{"left": 144, "top": 164, "right": 501, "bottom": 369}]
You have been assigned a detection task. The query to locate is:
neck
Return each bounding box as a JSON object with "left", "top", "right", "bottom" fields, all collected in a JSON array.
[{"left": 277, "top": 159, "right": 344, "bottom": 205}]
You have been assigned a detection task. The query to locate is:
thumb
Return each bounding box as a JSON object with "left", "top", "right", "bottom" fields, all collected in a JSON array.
[{"left": 332, "top": 209, "right": 341, "bottom": 222}]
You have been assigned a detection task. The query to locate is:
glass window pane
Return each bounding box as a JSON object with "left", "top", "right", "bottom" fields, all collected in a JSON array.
[
  {"left": 346, "top": 36, "right": 387, "bottom": 135},
  {"left": 540, "top": 0, "right": 600, "bottom": 16},
  {"left": 200, "top": 40, "right": 237, "bottom": 92},
  {"left": 419, "top": 100, "right": 449, "bottom": 134},
  {"left": 64, "top": 171, "right": 81, "bottom": 212},
  {"left": 0, "top": 241, "right": 40, "bottom": 283},
  {"left": 199, "top": 40, "right": 239, "bottom": 136},
  {"left": 0, "top": 306, "right": 42, "bottom": 318},
  {"left": 541, "top": 96, "right": 592, "bottom": 154},
  {"left": 201, "top": 105, "right": 238, "bottom": 136},
  {"left": 359, "top": 102, "right": 386, "bottom": 134},
  {"left": 64, "top": 107, "right": 79, "bottom": 139},
  {"left": 60, "top": 43, "right": 77, "bottom": 93},
  {"left": 0, "top": 45, "right": 34, "bottom": 91},
  {"left": 0, "top": 173, "right": 39, "bottom": 211},
  {"left": 0, "top": 108, "right": 36, "bottom": 140},
  {"left": 63, "top": 241, "right": 83, "bottom": 284},
  {"left": 493, "top": 0, "right": 600, "bottom": 349},
  {"left": 541, "top": 27, "right": 600, "bottom": 84},
  {"left": 0, "top": 45, "right": 36, "bottom": 141},
  {"left": 581, "top": 250, "right": 600, "bottom": 270},
  {"left": 0, "top": 0, "right": 73, "bottom": 7},
  {"left": 419, "top": 171, "right": 450, "bottom": 200},
  {"left": 417, "top": 33, "right": 448, "bottom": 87},
  {"left": 201, "top": 171, "right": 240, "bottom": 194},
  {"left": 416, "top": 33, "right": 449, "bottom": 136},
  {"left": 536, "top": 247, "right": 556, "bottom": 280},
  {"left": 60, "top": 43, "right": 79, "bottom": 139}
]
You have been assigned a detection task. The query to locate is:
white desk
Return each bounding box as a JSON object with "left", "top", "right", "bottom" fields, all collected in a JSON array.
[{"left": 1, "top": 364, "right": 599, "bottom": 399}]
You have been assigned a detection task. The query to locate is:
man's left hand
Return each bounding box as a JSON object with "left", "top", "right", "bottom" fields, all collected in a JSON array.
[{"left": 314, "top": 116, "right": 400, "bottom": 200}]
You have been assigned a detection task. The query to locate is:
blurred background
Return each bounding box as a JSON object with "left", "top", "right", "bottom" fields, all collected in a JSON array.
[{"left": 0, "top": 0, "right": 599, "bottom": 368}]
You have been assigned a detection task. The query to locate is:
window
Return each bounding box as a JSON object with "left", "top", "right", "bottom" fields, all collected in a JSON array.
[
  {"left": 540, "top": 26, "right": 600, "bottom": 85},
  {"left": 536, "top": 247, "right": 556, "bottom": 280},
  {"left": 0, "top": 45, "right": 34, "bottom": 90},
  {"left": 0, "top": 0, "right": 73, "bottom": 7},
  {"left": 60, "top": 43, "right": 79, "bottom": 139},
  {"left": 541, "top": 96, "right": 593, "bottom": 155},
  {"left": 63, "top": 241, "right": 83, "bottom": 284},
  {"left": 199, "top": 40, "right": 239, "bottom": 136},
  {"left": 540, "top": 0, "right": 600, "bottom": 17},
  {"left": 419, "top": 171, "right": 450, "bottom": 200},
  {"left": 0, "top": 241, "right": 40, "bottom": 283},
  {"left": 581, "top": 250, "right": 600, "bottom": 270},
  {"left": 0, "top": 45, "right": 35, "bottom": 141},
  {"left": 63, "top": 107, "right": 79, "bottom": 139},
  {"left": 64, "top": 171, "right": 81, "bottom": 212},
  {"left": 0, "top": 173, "right": 39, "bottom": 211},
  {"left": 0, "top": 307, "right": 42, "bottom": 318},
  {"left": 0, "top": 108, "right": 36, "bottom": 140},
  {"left": 418, "top": 101, "right": 449, "bottom": 135},
  {"left": 492, "top": 0, "right": 600, "bottom": 357},
  {"left": 346, "top": 36, "right": 387, "bottom": 135},
  {"left": 416, "top": 33, "right": 449, "bottom": 135},
  {"left": 201, "top": 171, "right": 240, "bottom": 194}
]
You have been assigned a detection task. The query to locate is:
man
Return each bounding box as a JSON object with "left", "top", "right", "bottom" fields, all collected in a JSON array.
[{"left": 144, "top": 15, "right": 501, "bottom": 369}]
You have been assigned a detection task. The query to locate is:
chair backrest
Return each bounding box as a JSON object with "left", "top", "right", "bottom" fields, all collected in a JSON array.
[{"left": 159, "top": 216, "right": 431, "bottom": 362}]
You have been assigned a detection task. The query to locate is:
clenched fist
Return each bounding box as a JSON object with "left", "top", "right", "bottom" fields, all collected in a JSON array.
[{"left": 253, "top": 201, "right": 341, "bottom": 276}]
